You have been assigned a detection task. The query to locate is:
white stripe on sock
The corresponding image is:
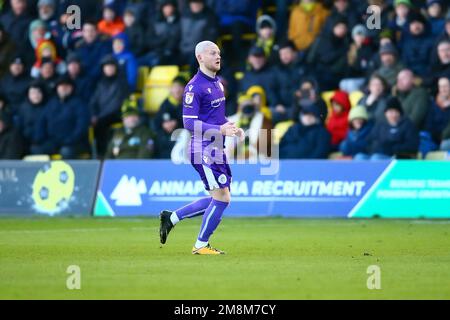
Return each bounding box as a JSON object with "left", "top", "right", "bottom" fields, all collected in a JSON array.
[{"left": 199, "top": 205, "right": 216, "bottom": 240}]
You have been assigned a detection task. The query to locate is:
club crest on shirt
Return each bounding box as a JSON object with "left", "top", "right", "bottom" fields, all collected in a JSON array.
[{"left": 185, "top": 92, "right": 194, "bottom": 105}]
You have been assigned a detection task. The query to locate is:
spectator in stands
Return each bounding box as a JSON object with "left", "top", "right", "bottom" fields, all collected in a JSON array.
[
  {"left": 36, "top": 57, "right": 58, "bottom": 95},
  {"left": 343, "top": 24, "right": 376, "bottom": 91},
  {"left": 143, "top": 0, "right": 181, "bottom": 67},
  {"left": 225, "top": 94, "right": 272, "bottom": 160},
  {"left": 358, "top": 74, "right": 389, "bottom": 123},
  {"left": 288, "top": 0, "right": 330, "bottom": 52},
  {"left": 323, "top": 0, "right": 360, "bottom": 34},
  {"left": 0, "top": 0, "right": 33, "bottom": 50},
  {"left": 179, "top": 0, "right": 218, "bottom": 71},
  {"left": 426, "top": 0, "right": 446, "bottom": 39},
  {"left": 425, "top": 77, "right": 450, "bottom": 151},
  {"left": 154, "top": 108, "right": 181, "bottom": 159},
  {"left": 89, "top": 55, "right": 129, "bottom": 157},
  {"left": 246, "top": 85, "right": 273, "bottom": 124},
  {"left": 122, "top": 5, "right": 146, "bottom": 58},
  {"left": 65, "top": 53, "right": 92, "bottom": 103},
  {"left": 327, "top": 90, "right": 351, "bottom": 150},
  {"left": 97, "top": 3, "right": 125, "bottom": 37},
  {"left": 394, "top": 69, "right": 430, "bottom": 129},
  {"left": 238, "top": 46, "right": 276, "bottom": 105},
  {"left": 375, "top": 43, "right": 405, "bottom": 88},
  {"left": 254, "top": 15, "right": 278, "bottom": 65},
  {"left": 307, "top": 16, "right": 350, "bottom": 91},
  {"left": 0, "top": 22, "right": 15, "bottom": 78},
  {"left": 388, "top": 0, "right": 412, "bottom": 42},
  {"left": 153, "top": 76, "right": 186, "bottom": 133},
  {"left": 280, "top": 103, "right": 331, "bottom": 159},
  {"left": 31, "top": 39, "right": 66, "bottom": 78},
  {"left": 0, "top": 55, "right": 31, "bottom": 107},
  {"left": 213, "top": 0, "right": 258, "bottom": 67},
  {"left": 74, "top": 20, "right": 112, "bottom": 81},
  {"left": 292, "top": 77, "right": 328, "bottom": 124},
  {"left": 32, "top": 76, "right": 90, "bottom": 159},
  {"left": 400, "top": 12, "right": 434, "bottom": 77},
  {"left": 105, "top": 104, "right": 156, "bottom": 160},
  {"left": 426, "top": 39, "right": 450, "bottom": 88},
  {"left": 270, "top": 40, "right": 305, "bottom": 124},
  {"left": 17, "top": 81, "right": 47, "bottom": 152},
  {"left": 339, "top": 106, "right": 373, "bottom": 158},
  {"left": 355, "top": 97, "right": 419, "bottom": 160},
  {"left": 0, "top": 110, "right": 24, "bottom": 159},
  {"left": 112, "top": 33, "right": 138, "bottom": 91}
]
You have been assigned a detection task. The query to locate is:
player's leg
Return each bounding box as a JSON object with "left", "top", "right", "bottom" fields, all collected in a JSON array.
[{"left": 192, "top": 187, "right": 230, "bottom": 255}]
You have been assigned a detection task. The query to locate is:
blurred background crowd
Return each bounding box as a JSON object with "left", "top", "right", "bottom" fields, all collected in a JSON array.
[{"left": 0, "top": 0, "right": 449, "bottom": 161}]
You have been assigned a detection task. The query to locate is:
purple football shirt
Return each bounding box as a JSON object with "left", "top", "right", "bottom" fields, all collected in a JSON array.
[{"left": 183, "top": 69, "right": 228, "bottom": 153}]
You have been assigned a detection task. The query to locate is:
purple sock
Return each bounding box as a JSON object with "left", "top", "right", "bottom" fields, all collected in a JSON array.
[
  {"left": 197, "top": 199, "right": 229, "bottom": 243},
  {"left": 175, "top": 197, "right": 212, "bottom": 221}
]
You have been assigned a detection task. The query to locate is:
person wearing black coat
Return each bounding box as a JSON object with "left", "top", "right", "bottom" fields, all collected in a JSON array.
[
  {"left": 142, "top": 0, "right": 181, "bottom": 66},
  {"left": 0, "top": 110, "right": 24, "bottom": 159},
  {"left": 123, "top": 6, "right": 146, "bottom": 58},
  {"left": 238, "top": 46, "right": 276, "bottom": 106},
  {"left": 31, "top": 76, "right": 90, "bottom": 159},
  {"left": 0, "top": 0, "right": 33, "bottom": 51},
  {"left": 16, "top": 81, "right": 48, "bottom": 152},
  {"left": 355, "top": 97, "right": 419, "bottom": 160},
  {"left": 89, "top": 55, "right": 129, "bottom": 157},
  {"left": 0, "top": 55, "right": 31, "bottom": 109},
  {"left": 306, "top": 15, "right": 351, "bottom": 91},
  {"left": 269, "top": 40, "right": 306, "bottom": 124},
  {"left": 280, "top": 103, "right": 331, "bottom": 159}
]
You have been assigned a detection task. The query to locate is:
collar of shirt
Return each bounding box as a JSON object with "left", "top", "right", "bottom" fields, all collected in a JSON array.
[{"left": 197, "top": 69, "right": 218, "bottom": 82}]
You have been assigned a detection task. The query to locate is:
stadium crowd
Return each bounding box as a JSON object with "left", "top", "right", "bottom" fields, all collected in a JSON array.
[{"left": 0, "top": 0, "right": 449, "bottom": 161}]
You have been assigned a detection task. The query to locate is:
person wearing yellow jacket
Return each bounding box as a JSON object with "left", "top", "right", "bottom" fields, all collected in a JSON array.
[{"left": 288, "top": 0, "right": 330, "bottom": 51}]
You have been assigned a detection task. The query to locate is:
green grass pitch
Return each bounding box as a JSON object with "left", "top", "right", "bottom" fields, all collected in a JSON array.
[{"left": 0, "top": 217, "right": 449, "bottom": 300}]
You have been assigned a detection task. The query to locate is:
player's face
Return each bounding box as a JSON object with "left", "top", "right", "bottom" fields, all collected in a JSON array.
[{"left": 200, "top": 45, "right": 221, "bottom": 73}]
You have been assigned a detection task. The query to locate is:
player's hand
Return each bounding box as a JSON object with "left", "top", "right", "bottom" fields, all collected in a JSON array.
[
  {"left": 235, "top": 128, "right": 246, "bottom": 142},
  {"left": 220, "top": 122, "right": 238, "bottom": 137}
]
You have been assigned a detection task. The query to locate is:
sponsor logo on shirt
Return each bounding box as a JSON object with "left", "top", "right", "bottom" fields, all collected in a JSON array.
[
  {"left": 185, "top": 92, "right": 194, "bottom": 105},
  {"left": 210, "top": 97, "right": 226, "bottom": 108}
]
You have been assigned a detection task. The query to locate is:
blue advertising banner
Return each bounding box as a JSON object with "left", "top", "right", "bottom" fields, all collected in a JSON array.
[{"left": 94, "top": 160, "right": 390, "bottom": 218}]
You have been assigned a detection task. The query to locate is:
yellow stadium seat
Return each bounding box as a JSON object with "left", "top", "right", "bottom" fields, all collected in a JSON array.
[
  {"left": 425, "top": 151, "right": 450, "bottom": 161},
  {"left": 273, "top": 120, "right": 295, "bottom": 145},
  {"left": 137, "top": 66, "right": 150, "bottom": 92},
  {"left": 321, "top": 90, "right": 335, "bottom": 122},
  {"left": 23, "top": 155, "right": 51, "bottom": 162},
  {"left": 144, "top": 65, "right": 180, "bottom": 114},
  {"left": 349, "top": 91, "right": 364, "bottom": 108}
]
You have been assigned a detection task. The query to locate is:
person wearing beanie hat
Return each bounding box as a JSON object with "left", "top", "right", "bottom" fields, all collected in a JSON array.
[
  {"left": 0, "top": 54, "right": 32, "bottom": 106},
  {"left": 16, "top": 81, "right": 48, "bottom": 151},
  {"left": 112, "top": 32, "right": 138, "bottom": 91},
  {"left": 255, "top": 15, "right": 277, "bottom": 64},
  {"left": 426, "top": 0, "right": 446, "bottom": 38},
  {"left": 339, "top": 106, "right": 373, "bottom": 158},
  {"left": 32, "top": 68, "right": 90, "bottom": 159},
  {"left": 347, "top": 24, "right": 376, "bottom": 81},
  {"left": 105, "top": 100, "right": 156, "bottom": 160},
  {"left": 280, "top": 101, "right": 331, "bottom": 159},
  {"left": 375, "top": 43, "right": 405, "bottom": 87},
  {"left": 388, "top": 0, "right": 412, "bottom": 42},
  {"left": 355, "top": 96, "right": 419, "bottom": 160},
  {"left": 90, "top": 54, "right": 129, "bottom": 157}
]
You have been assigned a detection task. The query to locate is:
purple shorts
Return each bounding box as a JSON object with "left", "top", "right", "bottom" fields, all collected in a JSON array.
[{"left": 190, "top": 152, "right": 232, "bottom": 191}]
